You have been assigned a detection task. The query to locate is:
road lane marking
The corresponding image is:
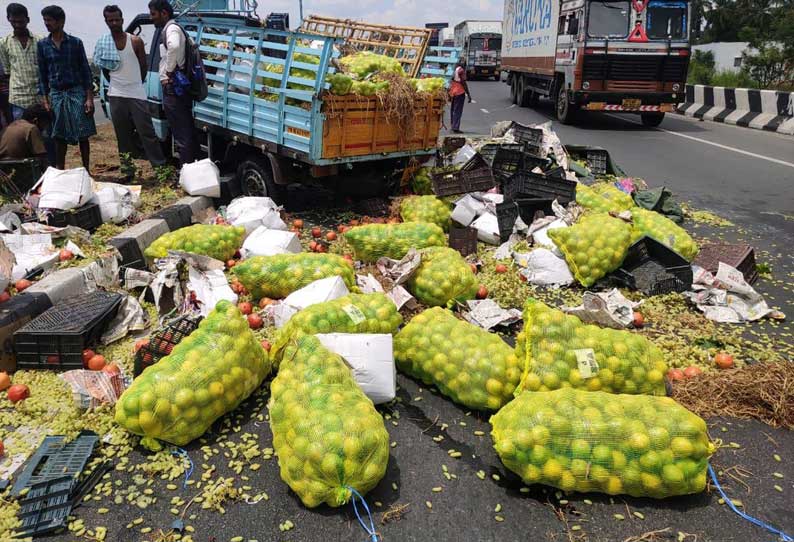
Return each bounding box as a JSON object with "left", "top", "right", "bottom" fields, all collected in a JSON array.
[
  {"left": 606, "top": 114, "right": 794, "bottom": 170},
  {"left": 480, "top": 108, "right": 490, "bottom": 114}
]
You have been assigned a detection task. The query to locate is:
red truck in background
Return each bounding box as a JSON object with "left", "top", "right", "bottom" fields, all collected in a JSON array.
[{"left": 501, "top": 0, "right": 690, "bottom": 126}]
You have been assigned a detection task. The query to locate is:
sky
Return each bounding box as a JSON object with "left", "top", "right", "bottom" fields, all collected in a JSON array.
[{"left": 0, "top": 0, "right": 503, "bottom": 54}]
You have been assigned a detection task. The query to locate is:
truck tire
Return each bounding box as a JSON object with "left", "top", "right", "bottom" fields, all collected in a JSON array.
[
  {"left": 640, "top": 113, "right": 665, "bottom": 127},
  {"left": 510, "top": 76, "right": 519, "bottom": 105},
  {"left": 556, "top": 83, "right": 577, "bottom": 125},
  {"left": 518, "top": 77, "right": 531, "bottom": 107},
  {"left": 237, "top": 156, "right": 286, "bottom": 204}
]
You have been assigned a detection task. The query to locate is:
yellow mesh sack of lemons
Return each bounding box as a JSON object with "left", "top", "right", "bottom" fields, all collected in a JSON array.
[
  {"left": 630, "top": 208, "right": 699, "bottom": 261},
  {"left": 410, "top": 167, "right": 433, "bottom": 195},
  {"left": 548, "top": 213, "right": 632, "bottom": 287},
  {"left": 232, "top": 253, "right": 357, "bottom": 299},
  {"left": 115, "top": 300, "right": 270, "bottom": 449},
  {"left": 406, "top": 247, "right": 478, "bottom": 307},
  {"left": 272, "top": 293, "right": 403, "bottom": 364},
  {"left": 490, "top": 389, "right": 714, "bottom": 497},
  {"left": 344, "top": 222, "right": 446, "bottom": 262},
  {"left": 400, "top": 196, "right": 451, "bottom": 231},
  {"left": 592, "top": 183, "right": 635, "bottom": 211},
  {"left": 394, "top": 307, "right": 523, "bottom": 411},
  {"left": 269, "top": 334, "right": 389, "bottom": 508},
  {"left": 515, "top": 299, "right": 668, "bottom": 396},
  {"left": 144, "top": 224, "right": 245, "bottom": 261}
]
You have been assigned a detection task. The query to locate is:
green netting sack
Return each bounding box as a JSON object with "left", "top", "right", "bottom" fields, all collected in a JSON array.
[
  {"left": 394, "top": 307, "right": 523, "bottom": 411},
  {"left": 115, "top": 301, "right": 270, "bottom": 449},
  {"left": 144, "top": 224, "right": 245, "bottom": 261},
  {"left": 269, "top": 334, "right": 389, "bottom": 508},
  {"left": 491, "top": 389, "right": 714, "bottom": 497},
  {"left": 339, "top": 52, "right": 404, "bottom": 79},
  {"left": 410, "top": 167, "right": 433, "bottom": 195},
  {"left": 326, "top": 73, "right": 353, "bottom": 95},
  {"left": 630, "top": 208, "right": 699, "bottom": 261},
  {"left": 272, "top": 292, "right": 403, "bottom": 362},
  {"left": 344, "top": 222, "right": 446, "bottom": 262},
  {"left": 400, "top": 196, "right": 451, "bottom": 231},
  {"left": 407, "top": 247, "right": 478, "bottom": 307},
  {"left": 548, "top": 213, "right": 632, "bottom": 287},
  {"left": 232, "top": 253, "right": 356, "bottom": 299},
  {"left": 515, "top": 299, "right": 668, "bottom": 395},
  {"left": 592, "top": 183, "right": 635, "bottom": 211}
]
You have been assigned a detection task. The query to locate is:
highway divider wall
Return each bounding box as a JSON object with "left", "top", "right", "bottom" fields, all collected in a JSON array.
[{"left": 677, "top": 84, "right": 794, "bottom": 135}]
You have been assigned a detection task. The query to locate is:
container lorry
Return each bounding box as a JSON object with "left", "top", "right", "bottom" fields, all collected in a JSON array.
[
  {"left": 454, "top": 20, "right": 503, "bottom": 80},
  {"left": 501, "top": 0, "right": 690, "bottom": 126},
  {"left": 101, "top": 2, "right": 460, "bottom": 203}
]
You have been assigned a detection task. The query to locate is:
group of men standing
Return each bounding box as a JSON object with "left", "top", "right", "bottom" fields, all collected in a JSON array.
[{"left": 0, "top": 0, "right": 198, "bottom": 179}]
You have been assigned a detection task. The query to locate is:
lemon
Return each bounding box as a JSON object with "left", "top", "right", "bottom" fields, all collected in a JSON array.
[{"left": 670, "top": 437, "right": 695, "bottom": 458}]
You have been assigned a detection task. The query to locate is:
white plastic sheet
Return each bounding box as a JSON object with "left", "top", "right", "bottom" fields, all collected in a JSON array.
[
  {"left": 315, "top": 333, "right": 396, "bottom": 404},
  {"left": 179, "top": 158, "right": 221, "bottom": 198},
  {"left": 34, "top": 167, "right": 94, "bottom": 210},
  {"left": 514, "top": 248, "right": 574, "bottom": 287},
  {"left": 240, "top": 226, "right": 301, "bottom": 258},
  {"left": 90, "top": 183, "right": 136, "bottom": 224},
  {"left": 226, "top": 197, "right": 286, "bottom": 234},
  {"left": 563, "top": 289, "right": 640, "bottom": 329},
  {"left": 2, "top": 233, "right": 58, "bottom": 280},
  {"left": 686, "top": 263, "right": 780, "bottom": 323},
  {"left": 471, "top": 213, "right": 501, "bottom": 245}
]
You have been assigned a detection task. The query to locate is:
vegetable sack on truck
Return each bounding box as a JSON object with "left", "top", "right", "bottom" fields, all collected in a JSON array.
[
  {"left": 100, "top": 4, "right": 461, "bottom": 203},
  {"left": 501, "top": 0, "right": 690, "bottom": 126}
]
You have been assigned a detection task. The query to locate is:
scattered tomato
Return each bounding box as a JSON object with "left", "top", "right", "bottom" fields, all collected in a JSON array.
[
  {"left": 309, "top": 241, "right": 318, "bottom": 252},
  {"left": 311, "top": 227, "right": 322, "bottom": 238},
  {"left": 495, "top": 263, "right": 508, "bottom": 273},
  {"left": 215, "top": 217, "right": 227, "bottom": 225},
  {"left": 337, "top": 224, "right": 346, "bottom": 233},
  {"left": 259, "top": 297, "right": 274, "bottom": 309},
  {"left": 0, "top": 371, "right": 10, "bottom": 392},
  {"left": 633, "top": 311, "right": 645, "bottom": 328},
  {"left": 469, "top": 263, "right": 478, "bottom": 274},
  {"left": 683, "top": 366, "right": 702, "bottom": 379},
  {"left": 238, "top": 301, "right": 253, "bottom": 315},
  {"left": 349, "top": 219, "right": 360, "bottom": 226},
  {"left": 261, "top": 340, "right": 272, "bottom": 352},
  {"left": 82, "top": 349, "right": 96, "bottom": 365},
  {"left": 14, "top": 279, "right": 32, "bottom": 292},
  {"left": 343, "top": 254, "right": 354, "bottom": 264},
  {"left": 102, "top": 363, "right": 121, "bottom": 377},
  {"left": 46, "top": 355, "right": 60, "bottom": 365},
  {"left": 293, "top": 219, "right": 304, "bottom": 229},
  {"left": 7, "top": 384, "right": 30, "bottom": 403},
  {"left": 226, "top": 259, "right": 236, "bottom": 269},
  {"left": 714, "top": 352, "right": 735, "bottom": 370},
  {"left": 519, "top": 272, "right": 527, "bottom": 282},
  {"left": 247, "top": 313, "right": 264, "bottom": 330},
  {"left": 0, "top": 291, "right": 9, "bottom": 304},
  {"left": 476, "top": 285, "right": 488, "bottom": 299},
  {"left": 667, "top": 368, "right": 685, "bottom": 381},
  {"left": 0, "top": 439, "right": 4, "bottom": 457},
  {"left": 87, "top": 355, "right": 107, "bottom": 371},
  {"left": 326, "top": 231, "right": 337, "bottom": 242},
  {"left": 316, "top": 243, "right": 328, "bottom": 253},
  {"left": 387, "top": 217, "right": 401, "bottom": 224},
  {"left": 59, "top": 248, "right": 74, "bottom": 261}
]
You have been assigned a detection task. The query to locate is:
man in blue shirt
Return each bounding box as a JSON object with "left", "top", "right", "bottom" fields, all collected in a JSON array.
[{"left": 37, "top": 5, "right": 96, "bottom": 171}]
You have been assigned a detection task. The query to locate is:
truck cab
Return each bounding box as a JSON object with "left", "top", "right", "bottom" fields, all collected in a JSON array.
[
  {"left": 503, "top": 0, "right": 690, "bottom": 126},
  {"left": 466, "top": 33, "right": 503, "bottom": 80}
]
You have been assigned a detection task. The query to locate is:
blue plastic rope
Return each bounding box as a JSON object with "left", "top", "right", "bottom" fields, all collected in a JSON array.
[
  {"left": 172, "top": 448, "right": 194, "bottom": 489},
  {"left": 348, "top": 486, "right": 379, "bottom": 542},
  {"left": 708, "top": 463, "right": 793, "bottom": 542}
]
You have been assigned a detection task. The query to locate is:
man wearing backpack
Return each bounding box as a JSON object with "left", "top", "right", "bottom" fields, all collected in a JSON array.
[{"left": 149, "top": 0, "right": 198, "bottom": 165}]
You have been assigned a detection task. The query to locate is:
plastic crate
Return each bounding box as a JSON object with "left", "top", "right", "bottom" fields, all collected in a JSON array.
[
  {"left": 510, "top": 121, "right": 543, "bottom": 150},
  {"left": 693, "top": 243, "right": 758, "bottom": 285},
  {"left": 496, "top": 198, "right": 553, "bottom": 241},
  {"left": 586, "top": 149, "right": 609, "bottom": 176},
  {"left": 11, "top": 432, "right": 99, "bottom": 496},
  {"left": 46, "top": 203, "right": 103, "bottom": 231},
  {"left": 354, "top": 197, "right": 390, "bottom": 217},
  {"left": 491, "top": 145, "right": 524, "bottom": 182},
  {"left": 431, "top": 155, "right": 496, "bottom": 197},
  {"left": 478, "top": 144, "right": 500, "bottom": 166},
  {"left": 521, "top": 153, "right": 551, "bottom": 172},
  {"left": 611, "top": 236, "right": 693, "bottom": 296},
  {"left": 13, "top": 292, "right": 124, "bottom": 371},
  {"left": 501, "top": 171, "right": 577, "bottom": 204},
  {"left": 134, "top": 314, "right": 202, "bottom": 376},
  {"left": 448, "top": 225, "right": 478, "bottom": 256},
  {"left": 545, "top": 166, "right": 566, "bottom": 179},
  {"left": 16, "top": 475, "right": 76, "bottom": 537}
]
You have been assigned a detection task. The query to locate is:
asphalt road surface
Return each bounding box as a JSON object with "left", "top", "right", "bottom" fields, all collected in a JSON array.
[{"left": 50, "top": 82, "right": 794, "bottom": 542}]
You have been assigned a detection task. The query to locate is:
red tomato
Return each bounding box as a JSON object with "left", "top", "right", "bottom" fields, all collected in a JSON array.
[
  {"left": 0, "top": 439, "right": 4, "bottom": 457},
  {"left": 59, "top": 249, "right": 73, "bottom": 261},
  {"left": 247, "top": 313, "right": 264, "bottom": 330},
  {"left": 15, "top": 279, "right": 32, "bottom": 292},
  {"left": 633, "top": 312, "right": 645, "bottom": 328},
  {"left": 0, "top": 291, "right": 9, "bottom": 304},
  {"left": 7, "top": 384, "right": 30, "bottom": 403},
  {"left": 82, "top": 349, "right": 96, "bottom": 365},
  {"left": 226, "top": 260, "right": 237, "bottom": 269},
  {"left": 469, "top": 263, "right": 478, "bottom": 274},
  {"left": 326, "top": 231, "right": 337, "bottom": 242},
  {"left": 714, "top": 352, "right": 734, "bottom": 370},
  {"left": 683, "top": 366, "right": 703, "bottom": 379},
  {"left": 667, "top": 368, "right": 685, "bottom": 381},
  {"left": 343, "top": 254, "right": 354, "bottom": 265},
  {"left": 87, "top": 355, "right": 106, "bottom": 371},
  {"left": 259, "top": 297, "right": 274, "bottom": 309},
  {"left": 292, "top": 219, "right": 304, "bottom": 229},
  {"left": 0, "top": 372, "right": 11, "bottom": 392},
  {"left": 495, "top": 264, "right": 508, "bottom": 274},
  {"left": 476, "top": 285, "right": 488, "bottom": 299},
  {"left": 260, "top": 340, "right": 272, "bottom": 352},
  {"left": 311, "top": 227, "right": 322, "bottom": 238},
  {"left": 238, "top": 302, "right": 253, "bottom": 315},
  {"left": 102, "top": 363, "right": 121, "bottom": 377},
  {"left": 308, "top": 241, "right": 318, "bottom": 252},
  {"left": 46, "top": 355, "right": 60, "bottom": 365}
]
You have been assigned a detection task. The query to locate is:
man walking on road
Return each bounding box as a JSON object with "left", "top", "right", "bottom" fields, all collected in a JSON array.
[
  {"left": 449, "top": 59, "right": 472, "bottom": 133},
  {"left": 37, "top": 5, "right": 96, "bottom": 171},
  {"left": 96, "top": 5, "right": 167, "bottom": 180},
  {"left": 0, "top": 4, "right": 40, "bottom": 121},
  {"left": 149, "top": 0, "right": 198, "bottom": 165}
]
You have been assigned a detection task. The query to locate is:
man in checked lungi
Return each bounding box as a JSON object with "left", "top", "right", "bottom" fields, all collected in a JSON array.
[{"left": 36, "top": 5, "right": 96, "bottom": 171}]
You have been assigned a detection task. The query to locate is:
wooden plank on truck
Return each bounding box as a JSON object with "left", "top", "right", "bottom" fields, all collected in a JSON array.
[{"left": 300, "top": 15, "right": 432, "bottom": 78}]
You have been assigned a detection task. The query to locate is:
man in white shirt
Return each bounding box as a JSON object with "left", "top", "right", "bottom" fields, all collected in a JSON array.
[
  {"left": 97, "top": 5, "right": 166, "bottom": 180},
  {"left": 148, "top": 0, "right": 197, "bottom": 165}
]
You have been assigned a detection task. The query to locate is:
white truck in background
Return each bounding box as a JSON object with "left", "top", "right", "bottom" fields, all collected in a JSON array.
[
  {"left": 454, "top": 20, "right": 504, "bottom": 80},
  {"left": 501, "top": 0, "right": 691, "bottom": 125}
]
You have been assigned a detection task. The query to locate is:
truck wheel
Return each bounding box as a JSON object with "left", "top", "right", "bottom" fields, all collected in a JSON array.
[
  {"left": 640, "top": 113, "right": 665, "bottom": 127},
  {"left": 518, "top": 77, "right": 531, "bottom": 107},
  {"left": 237, "top": 156, "right": 286, "bottom": 204},
  {"left": 510, "top": 77, "right": 518, "bottom": 105},
  {"left": 556, "top": 84, "right": 577, "bottom": 125}
]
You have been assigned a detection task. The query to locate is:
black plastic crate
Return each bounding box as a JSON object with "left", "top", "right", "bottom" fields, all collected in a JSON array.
[
  {"left": 431, "top": 155, "right": 496, "bottom": 197},
  {"left": 354, "top": 197, "right": 390, "bottom": 217},
  {"left": 521, "top": 153, "right": 551, "bottom": 172},
  {"left": 510, "top": 121, "right": 544, "bottom": 155},
  {"left": 502, "top": 171, "right": 577, "bottom": 205},
  {"left": 693, "top": 243, "right": 758, "bottom": 285},
  {"left": 14, "top": 292, "right": 124, "bottom": 371},
  {"left": 214, "top": 174, "right": 243, "bottom": 206},
  {"left": 46, "top": 203, "right": 103, "bottom": 231},
  {"left": 611, "top": 236, "right": 693, "bottom": 295},
  {"left": 109, "top": 236, "right": 146, "bottom": 270},
  {"left": 150, "top": 204, "right": 193, "bottom": 231},
  {"left": 586, "top": 149, "right": 609, "bottom": 176},
  {"left": 478, "top": 144, "right": 500, "bottom": 166},
  {"left": 545, "top": 166, "right": 566, "bottom": 179},
  {"left": 134, "top": 314, "right": 202, "bottom": 376},
  {"left": 492, "top": 145, "right": 524, "bottom": 182},
  {"left": 448, "top": 225, "right": 478, "bottom": 256},
  {"left": 496, "top": 198, "right": 554, "bottom": 241},
  {"left": 16, "top": 476, "right": 76, "bottom": 537}
]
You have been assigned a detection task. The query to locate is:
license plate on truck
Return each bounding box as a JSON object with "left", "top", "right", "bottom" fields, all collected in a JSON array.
[{"left": 622, "top": 99, "right": 641, "bottom": 109}]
